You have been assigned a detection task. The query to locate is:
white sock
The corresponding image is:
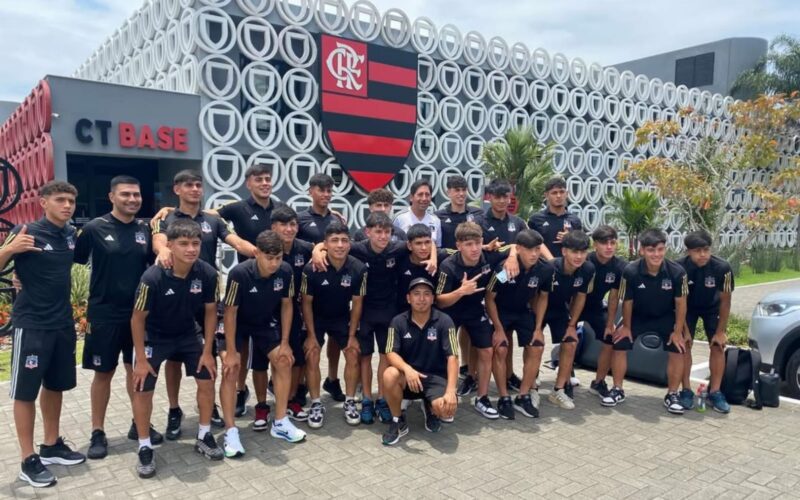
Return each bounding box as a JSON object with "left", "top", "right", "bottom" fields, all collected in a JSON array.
[
  {"left": 312, "top": 397, "right": 321, "bottom": 405},
  {"left": 198, "top": 424, "right": 211, "bottom": 439},
  {"left": 225, "top": 427, "right": 238, "bottom": 437},
  {"left": 138, "top": 438, "right": 152, "bottom": 449},
  {"left": 274, "top": 415, "right": 288, "bottom": 425}
]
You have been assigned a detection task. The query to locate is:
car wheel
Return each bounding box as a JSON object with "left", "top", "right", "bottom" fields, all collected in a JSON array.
[{"left": 785, "top": 349, "right": 800, "bottom": 399}]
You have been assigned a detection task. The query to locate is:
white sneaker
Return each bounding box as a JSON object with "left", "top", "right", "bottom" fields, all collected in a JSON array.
[
  {"left": 344, "top": 400, "right": 360, "bottom": 425},
  {"left": 548, "top": 389, "right": 575, "bottom": 410},
  {"left": 271, "top": 418, "right": 307, "bottom": 443},
  {"left": 223, "top": 428, "right": 245, "bottom": 458},
  {"left": 308, "top": 402, "right": 325, "bottom": 429}
]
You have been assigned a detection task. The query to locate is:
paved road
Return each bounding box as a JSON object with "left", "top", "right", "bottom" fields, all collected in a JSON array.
[{"left": 731, "top": 278, "right": 800, "bottom": 318}]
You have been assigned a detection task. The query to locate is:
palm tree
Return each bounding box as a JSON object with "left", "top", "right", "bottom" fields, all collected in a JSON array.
[
  {"left": 480, "top": 126, "right": 555, "bottom": 220},
  {"left": 608, "top": 188, "right": 661, "bottom": 259},
  {"left": 731, "top": 34, "right": 800, "bottom": 98}
]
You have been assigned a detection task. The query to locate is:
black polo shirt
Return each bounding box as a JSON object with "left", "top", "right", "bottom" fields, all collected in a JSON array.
[
  {"left": 300, "top": 255, "right": 367, "bottom": 323},
  {"left": 527, "top": 208, "right": 583, "bottom": 257},
  {"left": 157, "top": 209, "right": 232, "bottom": 268},
  {"left": 547, "top": 257, "right": 596, "bottom": 316},
  {"left": 436, "top": 249, "right": 508, "bottom": 321},
  {"left": 134, "top": 260, "right": 218, "bottom": 340},
  {"left": 583, "top": 253, "right": 627, "bottom": 314},
  {"left": 676, "top": 255, "right": 734, "bottom": 313},
  {"left": 396, "top": 249, "right": 450, "bottom": 311},
  {"left": 386, "top": 309, "right": 457, "bottom": 377},
  {"left": 283, "top": 238, "right": 314, "bottom": 302},
  {"left": 487, "top": 257, "right": 555, "bottom": 314},
  {"left": 352, "top": 225, "right": 407, "bottom": 244},
  {"left": 621, "top": 258, "right": 687, "bottom": 320},
  {"left": 217, "top": 197, "right": 284, "bottom": 263},
  {"left": 481, "top": 209, "right": 527, "bottom": 245},
  {"left": 435, "top": 205, "right": 485, "bottom": 250},
  {"left": 297, "top": 208, "right": 340, "bottom": 244},
  {"left": 73, "top": 213, "right": 152, "bottom": 324},
  {"left": 349, "top": 240, "right": 409, "bottom": 311},
  {"left": 223, "top": 259, "right": 293, "bottom": 331},
  {"left": 5, "top": 218, "right": 76, "bottom": 330}
]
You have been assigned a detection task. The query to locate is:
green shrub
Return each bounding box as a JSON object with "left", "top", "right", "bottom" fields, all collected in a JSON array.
[
  {"left": 787, "top": 247, "right": 800, "bottom": 271},
  {"left": 717, "top": 245, "right": 743, "bottom": 277},
  {"left": 766, "top": 246, "right": 783, "bottom": 272},
  {"left": 694, "top": 315, "right": 749, "bottom": 347},
  {"left": 749, "top": 244, "right": 769, "bottom": 274},
  {"left": 71, "top": 264, "right": 90, "bottom": 307}
]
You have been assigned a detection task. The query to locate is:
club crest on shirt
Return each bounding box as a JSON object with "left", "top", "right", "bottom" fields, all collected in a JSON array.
[
  {"left": 704, "top": 276, "right": 716, "bottom": 288},
  {"left": 135, "top": 231, "right": 147, "bottom": 245},
  {"left": 661, "top": 279, "right": 673, "bottom": 291},
  {"left": 605, "top": 272, "right": 616, "bottom": 284},
  {"left": 200, "top": 221, "right": 212, "bottom": 233},
  {"left": 274, "top": 277, "right": 284, "bottom": 291},
  {"left": 386, "top": 258, "right": 396, "bottom": 268},
  {"left": 466, "top": 214, "right": 474, "bottom": 222},
  {"left": 294, "top": 254, "right": 305, "bottom": 267},
  {"left": 93, "top": 355, "right": 102, "bottom": 367},
  {"left": 190, "top": 279, "right": 203, "bottom": 294},
  {"left": 341, "top": 274, "right": 352, "bottom": 287},
  {"left": 66, "top": 236, "right": 75, "bottom": 250},
  {"left": 508, "top": 222, "right": 517, "bottom": 232},
  {"left": 573, "top": 277, "right": 584, "bottom": 287},
  {"left": 427, "top": 327, "right": 437, "bottom": 341},
  {"left": 24, "top": 355, "right": 38, "bottom": 369},
  {"left": 528, "top": 276, "right": 540, "bottom": 288},
  {"left": 144, "top": 346, "right": 153, "bottom": 358},
  {"left": 481, "top": 264, "right": 491, "bottom": 275}
]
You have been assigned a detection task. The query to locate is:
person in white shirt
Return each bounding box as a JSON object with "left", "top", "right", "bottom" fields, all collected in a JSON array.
[{"left": 393, "top": 180, "right": 442, "bottom": 247}]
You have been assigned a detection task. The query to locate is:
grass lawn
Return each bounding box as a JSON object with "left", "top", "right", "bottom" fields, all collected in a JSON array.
[
  {"left": 736, "top": 265, "right": 800, "bottom": 287},
  {"left": 0, "top": 339, "right": 84, "bottom": 383}
]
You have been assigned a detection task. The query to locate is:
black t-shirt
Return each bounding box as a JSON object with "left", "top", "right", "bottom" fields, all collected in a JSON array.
[
  {"left": 157, "top": 209, "right": 232, "bottom": 268},
  {"left": 396, "top": 249, "right": 450, "bottom": 311},
  {"left": 435, "top": 205, "right": 485, "bottom": 250},
  {"left": 300, "top": 255, "right": 367, "bottom": 323},
  {"left": 297, "top": 208, "right": 341, "bottom": 244},
  {"left": 349, "top": 240, "right": 409, "bottom": 311},
  {"left": 583, "top": 253, "right": 627, "bottom": 314},
  {"left": 676, "top": 255, "right": 734, "bottom": 313},
  {"left": 217, "top": 197, "right": 283, "bottom": 263},
  {"left": 387, "top": 309, "right": 457, "bottom": 377},
  {"left": 352, "top": 225, "right": 407, "bottom": 244},
  {"left": 73, "top": 213, "right": 152, "bottom": 324},
  {"left": 481, "top": 209, "right": 527, "bottom": 245},
  {"left": 621, "top": 259, "right": 687, "bottom": 320},
  {"left": 527, "top": 209, "right": 583, "bottom": 258},
  {"left": 487, "top": 257, "right": 555, "bottom": 315},
  {"left": 5, "top": 218, "right": 76, "bottom": 329},
  {"left": 547, "top": 257, "right": 596, "bottom": 317},
  {"left": 223, "top": 259, "right": 293, "bottom": 331},
  {"left": 134, "top": 261, "right": 218, "bottom": 339},
  {"left": 283, "top": 239, "right": 314, "bottom": 303},
  {"left": 436, "top": 249, "right": 508, "bottom": 321}
]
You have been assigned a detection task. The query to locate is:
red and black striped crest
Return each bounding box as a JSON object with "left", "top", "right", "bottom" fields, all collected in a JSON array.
[{"left": 320, "top": 34, "right": 417, "bottom": 192}]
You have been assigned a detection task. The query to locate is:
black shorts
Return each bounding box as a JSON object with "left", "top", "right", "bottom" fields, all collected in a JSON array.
[
  {"left": 217, "top": 327, "right": 281, "bottom": 368},
  {"left": 542, "top": 313, "right": 571, "bottom": 344},
  {"left": 687, "top": 309, "right": 720, "bottom": 341},
  {"left": 314, "top": 319, "right": 350, "bottom": 350},
  {"left": 455, "top": 315, "right": 493, "bottom": 349},
  {"left": 402, "top": 373, "right": 448, "bottom": 402},
  {"left": 358, "top": 311, "right": 393, "bottom": 356},
  {"left": 498, "top": 310, "right": 536, "bottom": 347},
  {"left": 10, "top": 327, "right": 77, "bottom": 402},
  {"left": 136, "top": 334, "right": 212, "bottom": 392},
  {"left": 82, "top": 322, "right": 134, "bottom": 372},
  {"left": 615, "top": 316, "right": 678, "bottom": 353},
  {"left": 581, "top": 310, "right": 612, "bottom": 345}
]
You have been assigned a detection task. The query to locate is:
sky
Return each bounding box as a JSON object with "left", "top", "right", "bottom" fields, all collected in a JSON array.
[{"left": 0, "top": 0, "right": 797, "bottom": 102}]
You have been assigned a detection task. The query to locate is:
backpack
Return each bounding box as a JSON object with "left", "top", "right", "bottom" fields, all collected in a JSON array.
[{"left": 720, "top": 347, "right": 762, "bottom": 406}]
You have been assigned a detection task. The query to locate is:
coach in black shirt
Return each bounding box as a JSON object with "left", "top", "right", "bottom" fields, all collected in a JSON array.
[
  {"left": 527, "top": 176, "right": 583, "bottom": 260},
  {"left": 481, "top": 179, "right": 527, "bottom": 245},
  {"left": 435, "top": 175, "right": 484, "bottom": 250}
]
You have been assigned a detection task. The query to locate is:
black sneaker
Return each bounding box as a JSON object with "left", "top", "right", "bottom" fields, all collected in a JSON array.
[
  {"left": 457, "top": 375, "right": 477, "bottom": 397},
  {"left": 165, "top": 407, "right": 183, "bottom": 440},
  {"left": 590, "top": 380, "right": 616, "bottom": 407},
  {"left": 564, "top": 381, "right": 574, "bottom": 399},
  {"left": 195, "top": 432, "right": 224, "bottom": 460},
  {"left": 211, "top": 404, "right": 224, "bottom": 428},
  {"left": 323, "top": 377, "right": 346, "bottom": 402},
  {"left": 497, "top": 396, "right": 515, "bottom": 420},
  {"left": 39, "top": 437, "right": 86, "bottom": 466},
  {"left": 136, "top": 446, "right": 156, "bottom": 479},
  {"left": 664, "top": 392, "right": 685, "bottom": 415},
  {"left": 87, "top": 429, "right": 108, "bottom": 460},
  {"left": 421, "top": 399, "right": 441, "bottom": 433},
  {"left": 474, "top": 395, "right": 500, "bottom": 419},
  {"left": 19, "top": 454, "right": 56, "bottom": 488},
  {"left": 295, "top": 383, "right": 309, "bottom": 407},
  {"left": 513, "top": 394, "right": 539, "bottom": 418},
  {"left": 235, "top": 385, "right": 250, "bottom": 417},
  {"left": 610, "top": 386, "right": 626, "bottom": 405},
  {"left": 127, "top": 420, "right": 164, "bottom": 445},
  {"left": 507, "top": 373, "right": 522, "bottom": 392},
  {"left": 381, "top": 417, "right": 409, "bottom": 446}
]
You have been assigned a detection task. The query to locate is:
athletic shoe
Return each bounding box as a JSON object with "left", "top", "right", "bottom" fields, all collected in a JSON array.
[
  {"left": 474, "top": 395, "right": 500, "bottom": 419},
  {"left": 375, "top": 398, "right": 392, "bottom": 423},
  {"left": 87, "top": 429, "right": 108, "bottom": 460},
  {"left": 421, "top": 399, "right": 441, "bottom": 432},
  {"left": 344, "top": 399, "right": 360, "bottom": 425},
  {"left": 39, "top": 437, "right": 86, "bottom": 466},
  {"left": 679, "top": 389, "right": 695, "bottom": 410},
  {"left": 589, "top": 379, "right": 610, "bottom": 397},
  {"left": 459, "top": 365, "right": 468, "bottom": 379},
  {"left": 127, "top": 420, "right": 164, "bottom": 445},
  {"left": 381, "top": 417, "right": 409, "bottom": 446},
  {"left": 223, "top": 428, "right": 245, "bottom": 458},
  {"left": 308, "top": 402, "right": 325, "bottom": 429},
  {"left": 360, "top": 399, "right": 375, "bottom": 424},
  {"left": 136, "top": 446, "right": 156, "bottom": 479},
  {"left": 610, "top": 386, "right": 626, "bottom": 404},
  {"left": 235, "top": 386, "right": 250, "bottom": 417},
  {"left": 195, "top": 432, "right": 224, "bottom": 460},
  {"left": 513, "top": 394, "right": 539, "bottom": 418},
  {"left": 165, "top": 407, "right": 183, "bottom": 440},
  {"left": 548, "top": 389, "right": 575, "bottom": 410},
  {"left": 295, "top": 384, "right": 309, "bottom": 407},
  {"left": 253, "top": 402, "right": 271, "bottom": 432},
  {"left": 708, "top": 391, "right": 731, "bottom": 414},
  {"left": 457, "top": 375, "right": 477, "bottom": 397},
  {"left": 211, "top": 404, "right": 224, "bottom": 428},
  {"left": 323, "top": 377, "right": 346, "bottom": 402},
  {"left": 507, "top": 373, "right": 522, "bottom": 392},
  {"left": 497, "top": 396, "right": 515, "bottom": 420},
  {"left": 287, "top": 401, "right": 308, "bottom": 422},
  {"left": 271, "top": 418, "right": 307, "bottom": 443},
  {"left": 664, "top": 392, "right": 685, "bottom": 415},
  {"left": 19, "top": 454, "right": 56, "bottom": 488}
]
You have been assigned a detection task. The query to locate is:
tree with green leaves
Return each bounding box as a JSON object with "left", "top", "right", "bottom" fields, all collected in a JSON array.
[
  {"left": 607, "top": 188, "right": 661, "bottom": 259},
  {"left": 731, "top": 34, "right": 800, "bottom": 98}
]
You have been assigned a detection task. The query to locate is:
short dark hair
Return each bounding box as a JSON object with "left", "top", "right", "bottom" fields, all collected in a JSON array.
[
  {"left": 245, "top": 163, "right": 272, "bottom": 179},
  {"left": 166, "top": 218, "right": 201, "bottom": 241},
  {"left": 256, "top": 230, "right": 283, "bottom": 255},
  {"left": 561, "top": 230, "right": 590, "bottom": 251},
  {"left": 592, "top": 225, "right": 618, "bottom": 243},
  {"left": 516, "top": 229, "right": 544, "bottom": 248},
  {"left": 684, "top": 230, "right": 713, "bottom": 250},
  {"left": 270, "top": 205, "right": 298, "bottom": 224},
  {"left": 446, "top": 175, "right": 468, "bottom": 190},
  {"left": 455, "top": 221, "right": 482, "bottom": 242},
  {"left": 367, "top": 188, "right": 393, "bottom": 206},
  {"left": 486, "top": 178, "right": 512, "bottom": 196},
  {"left": 324, "top": 221, "right": 350, "bottom": 239},
  {"left": 174, "top": 169, "right": 202, "bottom": 185},
  {"left": 309, "top": 173, "right": 334, "bottom": 189},
  {"left": 39, "top": 180, "right": 78, "bottom": 198},
  {"left": 409, "top": 179, "right": 432, "bottom": 196},
  {"left": 110, "top": 175, "right": 140, "bottom": 191},
  {"left": 365, "top": 211, "right": 393, "bottom": 230},
  {"left": 406, "top": 223, "right": 432, "bottom": 241},
  {"left": 544, "top": 176, "right": 567, "bottom": 192},
  {"left": 639, "top": 228, "right": 667, "bottom": 248}
]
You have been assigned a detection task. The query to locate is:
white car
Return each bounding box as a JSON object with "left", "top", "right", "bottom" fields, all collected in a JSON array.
[{"left": 748, "top": 287, "right": 800, "bottom": 398}]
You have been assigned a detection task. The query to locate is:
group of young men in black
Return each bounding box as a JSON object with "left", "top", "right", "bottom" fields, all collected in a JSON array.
[{"left": 3, "top": 169, "right": 735, "bottom": 488}]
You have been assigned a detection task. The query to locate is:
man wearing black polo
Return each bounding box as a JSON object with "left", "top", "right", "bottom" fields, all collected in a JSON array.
[
  {"left": 73, "top": 176, "right": 162, "bottom": 460},
  {"left": 435, "top": 175, "right": 484, "bottom": 250},
  {"left": 382, "top": 278, "right": 458, "bottom": 446},
  {"left": 528, "top": 177, "right": 583, "bottom": 260},
  {"left": 2, "top": 180, "right": 86, "bottom": 488}
]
